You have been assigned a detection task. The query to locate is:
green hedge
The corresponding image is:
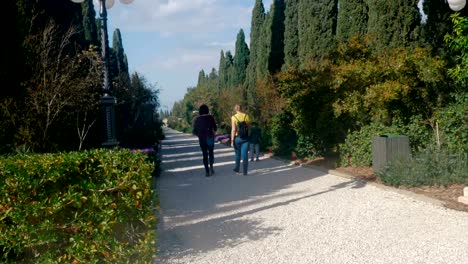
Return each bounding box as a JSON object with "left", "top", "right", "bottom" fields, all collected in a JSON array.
[
  {"left": 0, "top": 149, "right": 157, "bottom": 263},
  {"left": 378, "top": 148, "right": 468, "bottom": 187}
]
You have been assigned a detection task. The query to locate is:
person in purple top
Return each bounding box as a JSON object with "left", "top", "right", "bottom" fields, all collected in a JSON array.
[{"left": 192, "top": 104, "right": 218, "bottom": 177}]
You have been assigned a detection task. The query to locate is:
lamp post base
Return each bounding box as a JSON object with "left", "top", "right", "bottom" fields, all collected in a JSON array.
[{"left": 101, "top": 95, "right": 119, "bottom": 147}]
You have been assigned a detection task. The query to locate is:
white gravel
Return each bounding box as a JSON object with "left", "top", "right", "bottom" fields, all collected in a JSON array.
[{"left": 156, "top": 128, "right": 468, "bottom": 264}]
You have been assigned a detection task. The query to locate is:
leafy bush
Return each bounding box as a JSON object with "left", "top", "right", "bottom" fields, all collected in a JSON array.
[
  {"left": 378, "top": 148, "right": 468, "bottom": 187},
  {"left": 432, "top": 93, "right": 468, "bottom": 154},
  {"left": 339, "top": 123, "right": 395, "bottom": 167},
  {"left": 339, "top": 117, "right": 432, "bottom": 167},
  {"left": 0, "top": 149, "right": 156, "bottom": 263},
  {"left": 295, "top": 135, "right": 325, "bottom": 159},
  {"left": 270, "top": 112, "right": 297, "bottom": 156}
]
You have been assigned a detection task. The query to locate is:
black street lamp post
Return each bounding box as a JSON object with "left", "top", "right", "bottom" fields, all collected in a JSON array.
[
  {"left": 96, "top": 0, "right": 118, "bottom": 147},
  {"left": 71, "top": 0, "right": 134, "bottom": 147}
]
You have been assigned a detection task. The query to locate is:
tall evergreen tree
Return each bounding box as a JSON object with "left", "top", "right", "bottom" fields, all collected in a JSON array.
[
  {"left": 367, "top": 0, "right": 422, "bottom": 51},
  {"left": 225, "top": 51, "right": 235, "bottom": 88},
  {"left": 245, "top": 0, "right": 266, "bottom": 111},
  {"left": 246, "top": 0, "right": 266, "bottom": 90},
  {"left": 336, "top": 0, "right": 368, "bottom": 43},
  {"left": 233, "top": 29, "right": 250, "bottom": 87},
  {"left": 218, "top": 50, "right": 236, "bottom": 90},
  {"left": 218, "top": 50, "right": 227, "bottom": 90},
  {"left": 81, "top": 0, "right": 98, "bottom": 46},
  {"left": 267, "top": 0, "right": 286, "bottom": 74},
  {"left": 197, "top": 69, "right": 207, "bottom": 86},
  {"left": 256, "top": 14, "right": 270, "bottom": 80},
  {"left": 110, "top": 27, "right": 131, "bottom": 111},
  {"left": 209, "top": 68, "right": 218, "bottom": 81},
  {"left": 112, "top": 29, "right": 129, "bottom": 75},
  {"left": 421, "top": 0, "right": 452, "bottom": 52},
  {"left": 298, "top": 0, "right": 338, "bottom": 64},
  {"left": 1, "top": 1, "right": 24, "bottom": 99},
  {"left": 283, "top": 0, "right": 300, "bottom": 69}
]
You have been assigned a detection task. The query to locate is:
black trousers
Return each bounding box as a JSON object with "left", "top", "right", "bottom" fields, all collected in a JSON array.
[{"left": 199, "top": 137, "right": 214, "bottom": 173}]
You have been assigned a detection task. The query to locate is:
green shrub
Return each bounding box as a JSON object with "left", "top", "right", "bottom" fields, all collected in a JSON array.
[
  {"left": 378, "top": 148, "right": 468, "bottom": 187},
  {"left": 295, "top": 135, "right": 325, "bottom": 159},
  {"left": 0, "top": 149, "right": 156, "bottom": 263},
  {"left": 339, "top": 123, "right": 395, "bottom": 167},
  {"left": 339, "top": 117, "right": 432, "bottom": 167},
  {"left": 270, "top": 112, "right": 297, "bottom": 156},
  {"left": 433, "top": 93, "right": 468, "bottom": 154}
]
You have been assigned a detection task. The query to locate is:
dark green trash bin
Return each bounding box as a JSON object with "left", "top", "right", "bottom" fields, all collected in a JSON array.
[{"left": 372, "top": 134, "right": 410, "bottom": 172}]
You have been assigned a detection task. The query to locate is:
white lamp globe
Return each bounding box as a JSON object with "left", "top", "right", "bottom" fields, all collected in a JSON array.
[
  {"left": 105, "top": 0, "right": 115, "bottom": 9},
  {"left": 95, "top": 0, "right": 115, "bottom": 9},
  {"left": 448, "top": 0, "right": 466, "bottom": 11},
  {"left": 120, "top": 0, "right": 135, "bottom": 4}
]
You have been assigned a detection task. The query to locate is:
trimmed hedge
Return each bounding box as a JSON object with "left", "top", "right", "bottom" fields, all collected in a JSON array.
[{"left": 0, "top": 149, "right": 156, "bottom": 263}]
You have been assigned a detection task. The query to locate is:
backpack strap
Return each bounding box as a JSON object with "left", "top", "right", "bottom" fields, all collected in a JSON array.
[{"left": 234, "top": 114, "right": 248, "bottom": 123}]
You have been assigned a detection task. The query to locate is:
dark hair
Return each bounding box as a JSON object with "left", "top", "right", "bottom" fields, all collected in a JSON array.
[{"left": 199, "top": 104, "right": 209, "bottom": 115}]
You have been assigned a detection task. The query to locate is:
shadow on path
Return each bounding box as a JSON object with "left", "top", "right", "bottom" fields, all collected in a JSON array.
[{"left": 156, "top": 128, "right": 366, "bottom": 261}]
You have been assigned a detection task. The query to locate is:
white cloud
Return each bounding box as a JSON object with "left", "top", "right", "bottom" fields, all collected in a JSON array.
[
  {"left": 157, "top": 0, "right": 216, "bottom": 17},
  {"left": 135, "top": 47, "right": 221, "bottom": 110},
  {"left": 206, "top": 41, "right": 235, "bottom": 49},
  {"left": 137, "top": 48, "right": 218, "bottom": 73},
  {"left": 107, "top": 0, "right": 251, "bottom": 34}
]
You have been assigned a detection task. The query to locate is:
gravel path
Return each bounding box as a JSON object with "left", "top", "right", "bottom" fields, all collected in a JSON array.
[{"left": 156, "top": 128, "right": 468, "bottom": 264}]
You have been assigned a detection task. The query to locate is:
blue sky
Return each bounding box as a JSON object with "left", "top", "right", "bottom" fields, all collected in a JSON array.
[{"left": 103, "top": 0, "right": 273, "bottom": 111}]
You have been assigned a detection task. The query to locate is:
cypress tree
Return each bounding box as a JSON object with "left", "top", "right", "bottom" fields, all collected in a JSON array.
[
  {"left": 42, "top": 0, "right": 84, "bottom": 40},
  {"left": 81, "top": 0, "right": 98, "bottom": 46},
  {"left": 197, "top": 69, "right": 206, "bottom": 86},
  {"left": 209, "top": 68, "right": 218, "bottom": 81},
  {"left": 267, "top": 0, "right": 286, "bottom": 74},
  {"left": 96, "top": 19, "right": 102, "bottom": 44},
  {"left": 246, "top": 0, "right": 266, "bottom": 90},
  {"left": 218, "top": 50, "right": 227, "bottom": 90},
  {"left": 336, "top": 0, "right": 368, "bottom": 43},
  {"left": 225, "top": 51, "right": 235, "bottom": 88},
  {"left": 233, "top": 29, "right": 250, "bottom": 87},
  {"left": 421, "top": 0, "right": 452, "bottom": 51},
  {"left": 1, "top": 1, "right": 24, "bottom": 99},
  {"left": 256, "top": 0, "right": 286, "bottom": 77},
  {"left": 367, "top": 0, "right": 422, "bottom": 51},
  {"left": 283, "top": 0, "right": 300, "bottom": 69},
  {"left": 298, "top": 0, "right": 338, "bottom": 64},
  {"left": 218, "top": 51, "right": 234, "bottom": 90},
  {"left": 112, "top": 29, "right": 129, "bottom": 75},
  {"left": 256, "top": 13, "right": 270, "bottom": 80},
  {"left": 245, "top": 0, "right": 266, "bottom": 112}
]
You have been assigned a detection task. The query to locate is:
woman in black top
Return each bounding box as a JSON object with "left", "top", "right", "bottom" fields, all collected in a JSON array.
[{"left": 192, "top": 104, "right": 217, "bottom": 177}]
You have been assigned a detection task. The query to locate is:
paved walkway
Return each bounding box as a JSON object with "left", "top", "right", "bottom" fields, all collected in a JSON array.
[{"left": 156, "top": 128, "right": 468, "bottom": 264}]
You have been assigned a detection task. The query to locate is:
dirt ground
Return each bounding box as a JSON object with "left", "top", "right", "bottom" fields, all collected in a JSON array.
[{"left": 293, "top": 156, "right": 468, "bottom": 213}]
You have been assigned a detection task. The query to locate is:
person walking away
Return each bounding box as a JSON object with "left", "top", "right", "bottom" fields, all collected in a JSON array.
[
  {"left": 249, "top": 122, "right": 261, "bottom": 161},
  {"left": 193, "top": 104, "right": 217, "bottom": 177},
  {"left": 231, "top": 104, "right": 251, "bottom": 175}
]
